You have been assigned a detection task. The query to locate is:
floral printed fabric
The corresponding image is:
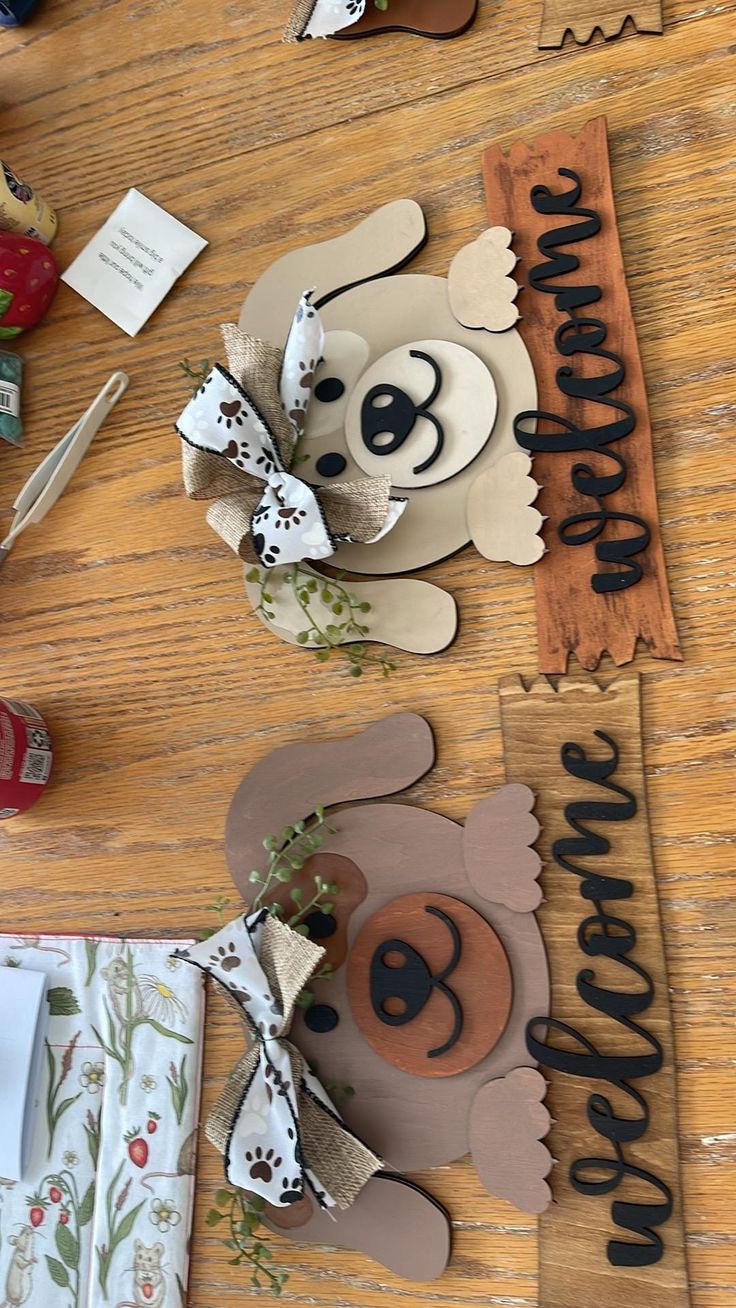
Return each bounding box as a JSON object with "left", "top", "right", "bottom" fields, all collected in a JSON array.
[{"left": 0, "top": 934, "right": 204, "bottom": 1308}]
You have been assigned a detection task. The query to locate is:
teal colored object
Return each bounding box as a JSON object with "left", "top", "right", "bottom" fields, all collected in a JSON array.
[{"left": 0, "top": 350, "right": 22, "bottom": 446}]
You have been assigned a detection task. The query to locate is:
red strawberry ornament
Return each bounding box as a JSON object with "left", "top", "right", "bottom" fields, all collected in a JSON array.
[
  {"left": 29, "top": 1206, "right": 44, "bottom": 1227},
  {"left": 0, "top": 232, "right": 59, "bottom": 338}
]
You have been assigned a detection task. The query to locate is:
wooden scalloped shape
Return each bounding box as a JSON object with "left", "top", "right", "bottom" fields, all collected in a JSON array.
[{"left": 538, "top": 0, "right": 662, "bottom": 47}]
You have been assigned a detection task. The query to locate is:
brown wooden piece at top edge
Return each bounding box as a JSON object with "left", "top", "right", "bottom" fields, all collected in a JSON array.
[
  {"left": 482, "top": 117, "right": 681, "bottom": 674},
  {"left": 537, "top": 0, "right": 662, "bottom": 48},
  {"left": 499, "top": 673, "right": 690, "bottom": 1308},
  {"left": 333, "top": 0, "right": 478, "bottom": 41}
]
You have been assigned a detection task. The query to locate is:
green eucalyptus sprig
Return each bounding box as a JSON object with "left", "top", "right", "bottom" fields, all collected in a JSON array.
[
  {"left": 206, "top": 1190, "right": 287, "bottom": 1295},
  {"left": 199, "top": 894, "right": 232, "bottom": 941},
  {"left": 203, "top": 808, "right": 343, "bottom": 1293},
  {"left": 250, "top": 806, "right": 337, "bottom": 915},
  {"left": 179, "top": 358, "right": 211, "bottom": 394},
  {"left": 248, "top": 562, "right": 397, "bottom": 678}
]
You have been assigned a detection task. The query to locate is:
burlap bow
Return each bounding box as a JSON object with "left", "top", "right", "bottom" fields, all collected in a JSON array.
[
  {"left": 176, "top": 293, "right": 405, "bottom": 569},
  {"left": 174, "top": 909, "right": 382, "bottom": 1209}
]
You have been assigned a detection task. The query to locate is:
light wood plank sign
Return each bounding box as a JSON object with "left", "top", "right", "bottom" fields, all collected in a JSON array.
[
  {"left": 483, "top": 118, "right": 680, "bottom": 674},
  {"left": 499, "top": 673, "right": 690, "bottom": 1308}
]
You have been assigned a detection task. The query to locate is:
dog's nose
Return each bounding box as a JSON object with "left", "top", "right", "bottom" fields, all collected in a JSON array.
[
  {"left": 345, "top": 339, "right": 497, "bottom": 490},
  {"left": 361, "top": 350, "right": 444, "bottom": 476},
  {"left": 347, "top": 891, "right": 512, "bottom": 1077}
]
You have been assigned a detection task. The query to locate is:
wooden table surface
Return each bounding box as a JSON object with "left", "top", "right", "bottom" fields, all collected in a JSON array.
[{"left": 2, "top": 1, "right": 735, "bottom": 1304}]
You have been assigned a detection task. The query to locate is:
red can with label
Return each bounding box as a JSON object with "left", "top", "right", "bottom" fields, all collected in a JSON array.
[{"left": 0, "top": 697, "right": 53, "bottom": 818}]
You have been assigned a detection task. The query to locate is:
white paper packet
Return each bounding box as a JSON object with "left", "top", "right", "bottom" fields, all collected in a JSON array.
[{"left": 62, "top": 188, "right": 207, "bottom": 336}]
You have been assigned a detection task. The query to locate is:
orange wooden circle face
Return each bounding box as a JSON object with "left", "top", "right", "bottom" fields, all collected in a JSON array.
[{"left": 346, "top": 892, "right": 513, "bottom": 1078}]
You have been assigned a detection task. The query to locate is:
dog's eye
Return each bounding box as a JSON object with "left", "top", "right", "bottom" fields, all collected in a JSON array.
[
  {"left": 315, "top": 453, "right": 347, "bottom": 478},
  {"left": 304, "top": 909, "right": 337, "bottom": 940},
  {"left": 314, "top": 377, "right": 345, "bottom": 403},
  {"left": 305, "top": 1003, "right": 339, "bottom": 1033}
]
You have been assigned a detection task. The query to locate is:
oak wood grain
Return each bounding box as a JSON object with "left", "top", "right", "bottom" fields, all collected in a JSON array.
[{"left": 1, "top": 2, "right": 735, "bottom": 1306}]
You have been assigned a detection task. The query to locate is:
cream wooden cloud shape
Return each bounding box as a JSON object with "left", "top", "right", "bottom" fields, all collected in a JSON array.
[
  {"left": 448, "top": 227, "right": 521, "bottom": 333},
  {"left": 467, "top": 451, "right": 545, "bottom": 566}
]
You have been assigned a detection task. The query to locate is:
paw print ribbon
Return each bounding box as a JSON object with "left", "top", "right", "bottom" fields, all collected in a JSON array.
[
  {"left": 176, "top": 293, "right": 406, "bottom": 570},
  {"left": 285, "top": 0, "right": 366, "bottom": 42},
  {"left": 174, "top": 909, "right": 382, "bottom": 1210}
]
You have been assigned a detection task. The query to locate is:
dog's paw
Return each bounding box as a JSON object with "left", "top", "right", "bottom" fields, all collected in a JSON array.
[
  {"left": 470, "top": 1067, "right": 552, "bottom": 1214},
  {"left": 463, "top": 784, "right": 542, "bottom": 912},
  {"left": 449, "top": 227, "right": 520, "bottom": 333},
  {"left": 467, "top": 451, "right": 545, "bottom": 566}
]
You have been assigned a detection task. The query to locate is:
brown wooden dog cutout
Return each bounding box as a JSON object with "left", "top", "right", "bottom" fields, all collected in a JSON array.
[
  {"left": 225, "top": 714, "right": 552, "bottom": 1270},
  {"left": 239, "top": 200, "right": 544, "bottom": 654}
]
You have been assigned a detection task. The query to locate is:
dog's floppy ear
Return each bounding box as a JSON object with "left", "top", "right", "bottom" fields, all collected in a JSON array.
[
  {"left": 225, "top": 714, "right": 435, "bottom": 902},
  {"left": 261, "top": 1174, "right": 451, "bottom": 1282},
  {"left": 239, "top": 200, "right": 427, "bottom": 346}
]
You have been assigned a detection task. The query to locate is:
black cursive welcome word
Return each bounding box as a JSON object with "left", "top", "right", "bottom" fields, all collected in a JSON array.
[
  {"left": 514, "top": 168, "right": 650, "bottom": 593},
  {"left": 526, "top": 730, "right": 673, "bottom": 1267}
]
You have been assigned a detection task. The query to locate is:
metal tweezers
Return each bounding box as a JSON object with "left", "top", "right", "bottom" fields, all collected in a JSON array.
[{"left": 0, "top": 371, "right": 129, "bottom": 570}]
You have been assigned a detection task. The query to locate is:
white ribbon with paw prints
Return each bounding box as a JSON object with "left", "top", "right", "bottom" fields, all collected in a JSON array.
[
  {"left": 176, "top": 293, "right": 406, "bottom": 569},
  {"left": 285, "top": 0, "right": 366, "bottom": 42},
  {"left": 174, "top": 909, "right": 382, "bottom": 1209}
]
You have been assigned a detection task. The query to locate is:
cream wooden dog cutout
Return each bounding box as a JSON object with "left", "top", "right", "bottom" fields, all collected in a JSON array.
[
  {"left": 240, "top": 200, "right": 544, "bottom": 656},
  {"left": 225, "top": 714, "right": 552, "bottom": 1277}
]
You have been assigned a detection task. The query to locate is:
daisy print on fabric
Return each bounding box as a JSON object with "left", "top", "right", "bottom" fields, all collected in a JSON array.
[{"left": 93, "top": 947, "right": 194, "bottom": 1105}]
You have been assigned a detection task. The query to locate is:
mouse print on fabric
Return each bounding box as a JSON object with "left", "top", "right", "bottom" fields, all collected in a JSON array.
[
  {"left": 223, "top": 714, "right": 552, "bottom": 1264},
  {"left": 130, "top": 1240, "right": 166, "bottom": 1308},
  {"left": 1, "top": 1226, "right": 36, "bottom": 1308}
]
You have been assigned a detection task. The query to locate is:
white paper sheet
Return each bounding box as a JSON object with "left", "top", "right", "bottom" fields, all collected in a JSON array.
[
  {"left": 0, "top": 967, "right": 48, "bottom": 1181},
  {"left": 61, "top": 189, "right": 207, "bottom": 336}
]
